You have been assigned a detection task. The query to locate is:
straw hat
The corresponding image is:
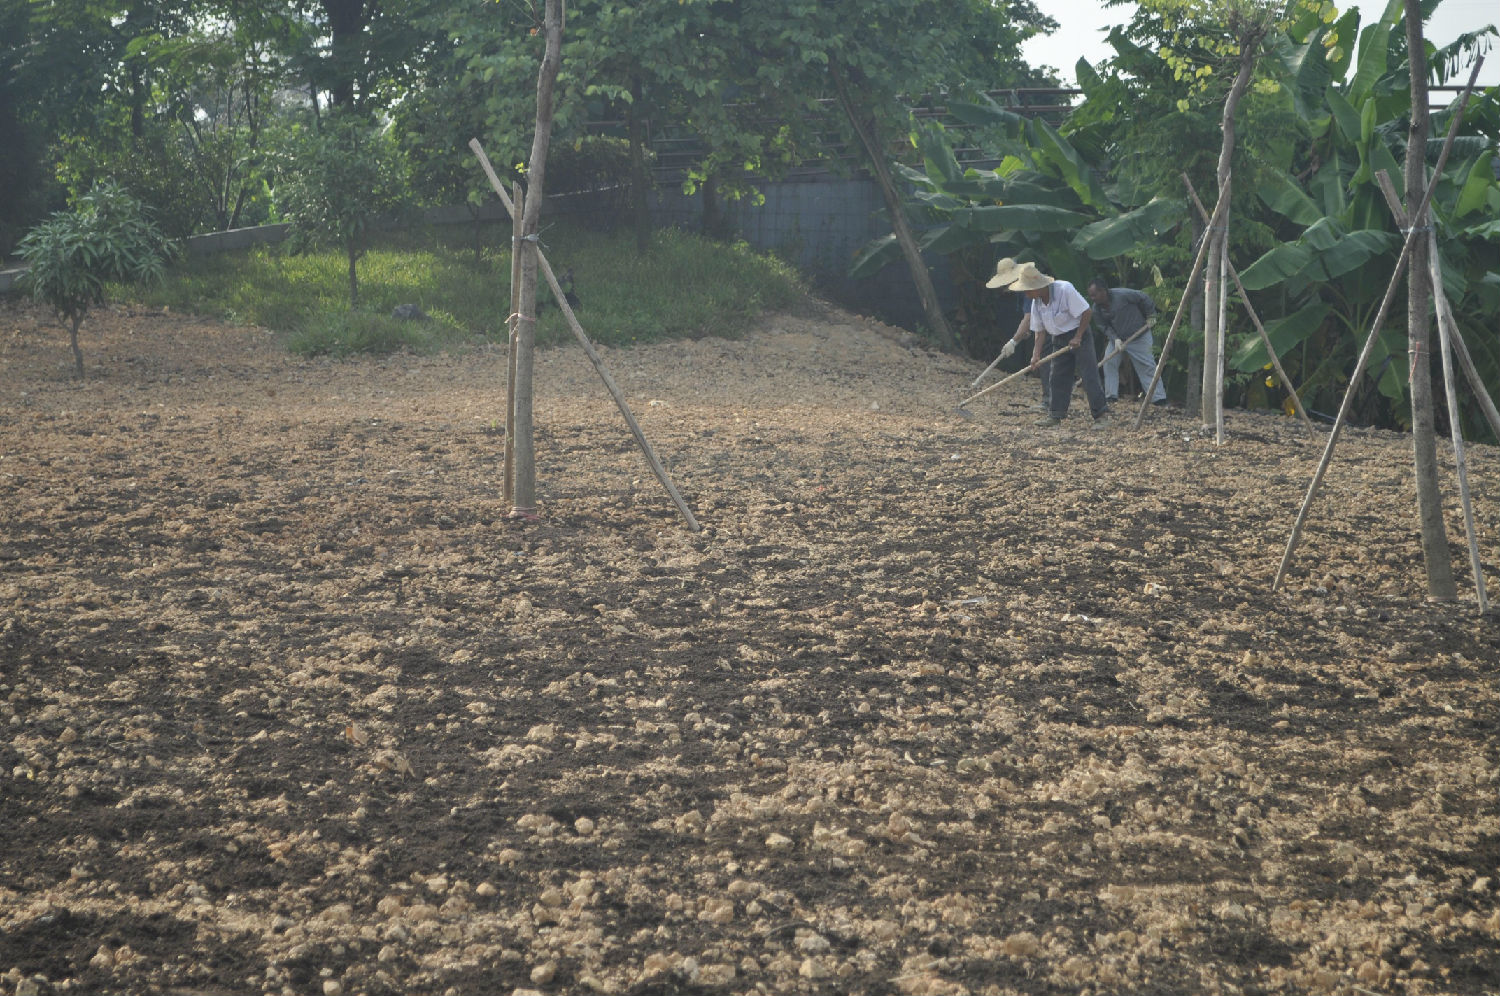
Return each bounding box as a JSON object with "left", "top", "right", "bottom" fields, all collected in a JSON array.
[
  {"left": 1008, "top": 262, "right": 1055, "bottom": 291},
  {"left": 985, "top": 256, "right": 1022, "bottom": 289}
]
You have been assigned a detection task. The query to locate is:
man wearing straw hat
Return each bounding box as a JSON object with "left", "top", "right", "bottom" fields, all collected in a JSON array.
[
  {"left": 986, "top": 257, "right": 1054, "bottom": 412},
  {"left": 1011, "top": 262, "right": 1110, "bottom": 427}
]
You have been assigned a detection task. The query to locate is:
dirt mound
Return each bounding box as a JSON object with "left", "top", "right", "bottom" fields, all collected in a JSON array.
[{"left": 2, "top": 299, "right": 1497, "bottom": 995}]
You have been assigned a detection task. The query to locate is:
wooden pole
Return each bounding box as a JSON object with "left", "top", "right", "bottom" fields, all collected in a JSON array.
[
  {"left": 471, "top": 138, "right": 702, "bottom": 532},
  {"left": 1132, "top": 189, "right": 1232, "bottom": 429},
  {"left": 1439, "top": 280, "right": 1500, "bottom": 443},
  {"left": 1214, "top": 231, "right": 1229, "bottom": 444},
  {"left": 1183, "top": 175, "right": 1314, "bottom": 430},
  {"left": 506, "top": 0, "right": 564, "bottom": 519},
  {"left": 1373, "top": 169, "right": 1500, "bottom": 442},
  {"left": 1403, "top": 0, "right": 1457, "bottom": 601},
  {"left": 1271, "top": 59, "right": 1482, "bottom": 593},
  {"left": 1428, "top": 227, "right": 1490, "bottom": 613},
  {"left": 504, "top": 183, "right": 523, "bottom": 507}
]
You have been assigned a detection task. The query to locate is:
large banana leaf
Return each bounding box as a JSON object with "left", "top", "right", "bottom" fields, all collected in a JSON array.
[
  {"left": 1348, "top": 0, "right": 1402, "bottom": 103},
  {"left": 1277, "top": 8, "right": 1359, "bottom": 124},
  {"left": 914, "top": 121, "right": 965, "bottom": 188},
  {"left": 1326, "top": 87, "right": 1362, "bottom": 145},
  {"left": 950, "top": 203, "right": 1094, "bottom": 233},
  {"left": 1230, "top": 301, "right": 1331, "bottom": 372},
  {"left": 919, "top": 222, "right": 988, "bottom": 256},
  {"left": 1031, "top": 117, "right": 1110, "bottom": 211},
  {"left": 1350, "top": 100, "right": 1403, "bottom": 188},
  {"left": 849, "top": 233, "right": 900, "bottom": 279},
  {"left": 1259, "top": 171, "right": 1323, "bottom": 226},
  {"left": 1454, "top": 150, "right": 1496, "bottom": 218},
  {"left": 1239, "top": 219, "right": 1399, "bottom": 290},
  {"left": 1309, "top": 149, "right": 1354, "bottom": 218},
  {"left": 1365, "top": 321, "right": 1410, "bottom": 403},
  {"left": 944, "top": 95, "right": 1024, "bottom": 135},
  {"left": 1071, "top": 197, "right": 1185, "bottom": 260}
]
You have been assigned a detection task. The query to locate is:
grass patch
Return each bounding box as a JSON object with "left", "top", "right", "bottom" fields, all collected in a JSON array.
[{"left": 124, "top": 221, "right": 808, "bottom": 356}]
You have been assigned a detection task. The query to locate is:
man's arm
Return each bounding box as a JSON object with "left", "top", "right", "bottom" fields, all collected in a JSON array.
[{"left": 1069, "top": 308, "right": 1093, "bottom": 350}]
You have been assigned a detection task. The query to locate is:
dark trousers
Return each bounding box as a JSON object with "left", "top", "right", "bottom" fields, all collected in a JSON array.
[
  {"left": 1037, "top": 334, "right": 1059, "bottom": 410},
  {"left": 1046, "top": 333, "right": 1109, "bottom": 420}
]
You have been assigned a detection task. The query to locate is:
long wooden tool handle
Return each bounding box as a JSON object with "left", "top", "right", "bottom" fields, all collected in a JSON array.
[{"left": 959, "top": 344, "right": 1069, "bottom": 407}]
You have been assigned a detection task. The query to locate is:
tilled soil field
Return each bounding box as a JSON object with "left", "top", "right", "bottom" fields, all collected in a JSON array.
[{"left": 1, "top": 298, "right": 1498, "bottom": 996}]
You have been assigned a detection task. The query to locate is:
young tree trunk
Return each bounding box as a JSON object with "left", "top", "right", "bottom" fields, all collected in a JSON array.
[
  {"left": 69, "top": 314, "right": 85, "bottom": 378},
  {"left": 1200, "top": 36, "right": 1259, "bottom": 431},
  {"left": 511, "top": 0, "right": 564, "bottom": 517},
  {"left": 830, "top": 63, "right": 958, "bottom": 353},
  {"left": 1185, "top": 214, "right": 1204, "bottom": 415},
  {"left": 627, "top": 77, "right": 652, "bottom": 253},
  {"left": 1201, "top": 219, "right": 1224, "bottom": 428},
  {"left": 1403, "top": 0, "right": 1457, "bottom": 599},
  {"left": 321, "top": 0, "right": 366, "bottom": 108},
  {"left": 347, "top": 248, "right": 359, "bottom": 310},
  {"left": 702, "top": 174, "right": 723, "bottom": 240}
]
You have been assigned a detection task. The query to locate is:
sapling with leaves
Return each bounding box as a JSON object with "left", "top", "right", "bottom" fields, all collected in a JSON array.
[
  {"left": 18, "top": 181, "right": 172, "bottom": 378},
  {"left": 275, "top": 111, "right": 410, "bottom": 310}
]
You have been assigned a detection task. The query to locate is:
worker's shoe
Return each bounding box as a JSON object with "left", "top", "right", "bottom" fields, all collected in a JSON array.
[
  {"left": 1152, "top": 397, "right": 1170, "bottom": 407},
  {"left": 1033, "top": 415, "right": 1062, "bottom": 427},
  {"left": 1090, "top": 413, "right": 1111, "bottom": 429}
]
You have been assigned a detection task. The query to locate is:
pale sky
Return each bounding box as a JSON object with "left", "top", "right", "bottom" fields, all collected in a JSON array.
[{"left": 1021, "top": 0, "right": 1499, "bottom": 87}]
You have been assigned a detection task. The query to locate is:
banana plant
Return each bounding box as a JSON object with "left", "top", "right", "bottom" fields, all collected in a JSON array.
[
  {"left": 850, "top": 95, "right": 1185, "bottom": 286},
  {"left": 1232, "top": 0, "right": 1499, "bottom": 435}
]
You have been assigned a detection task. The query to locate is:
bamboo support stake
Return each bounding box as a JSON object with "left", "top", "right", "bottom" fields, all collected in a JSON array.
[
  {"left": 503, "top": 183, "right": 524, "bottom": 507},
  {"left": 470, "top": 138, "right": 701, "bottom": 532},
  {"left": 1133, "top": 188, "right": 1232, "bottom": 429},
  {"left": 1443, "top": 307, "right": 1500, "bottom": 443},
  {"left": 1183, "top": 175, "right": 1314, "bottom": 430},
  {"left": 1374, "top": 168, "right": 1500, "bottom": 442},
  {"left": 1214, "top": 236, "right": 1229, "bottom": 443},
  {"left": 1271, "top": 59, "right": 1482, "bottom": 593},
  {"left": 1428, "top": 227, "right": 1490, "bottom": 613}
]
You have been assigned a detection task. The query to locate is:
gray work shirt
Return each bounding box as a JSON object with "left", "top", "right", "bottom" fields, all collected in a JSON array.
[{"left": 1095, "top": 288, "right": 1155, "bottom": 340}]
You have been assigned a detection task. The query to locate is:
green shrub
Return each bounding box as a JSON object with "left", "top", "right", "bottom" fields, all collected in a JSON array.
[
  {"left": 129, "top": 220, "right": 808, "bottom": 356},
  {"left": 284, "top": 309, "right": 472, "bottom": 358},
  {"left": 18, "top": 181, "right": 172, "bottom": 376}
]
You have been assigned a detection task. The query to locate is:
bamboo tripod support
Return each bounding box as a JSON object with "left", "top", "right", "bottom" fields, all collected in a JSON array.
[
  {"left": 1373, "top": 170, "right": 1500, "bottom": 442},
  {"left": 1429, "top": 226, "right": 1490, "bottom": 613},
  {"left": 1370, "top": 168, "right": 1494, "bottom": 611},
  {"left": 1271, "top": 60, "right": 1482, "bottom": 594},
  {"left": 1132, "top": 189, "right": 1233, "bottom": 429},
  {"left": 470, "top": 139, "right": 702, "bottom": 532},
  {"left": 1182, "top": 175, "right": 1315, "bottom": 431}
]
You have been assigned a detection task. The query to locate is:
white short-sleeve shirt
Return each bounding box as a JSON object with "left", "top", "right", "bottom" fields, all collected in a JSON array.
[{"left": 1028, "top": 280, "right": 1091, "bottom": 337}]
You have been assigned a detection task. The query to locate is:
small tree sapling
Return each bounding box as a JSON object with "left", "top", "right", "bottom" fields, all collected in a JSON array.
[{"left": 18, "top": 181, "right": 171, "bottom": 377}]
